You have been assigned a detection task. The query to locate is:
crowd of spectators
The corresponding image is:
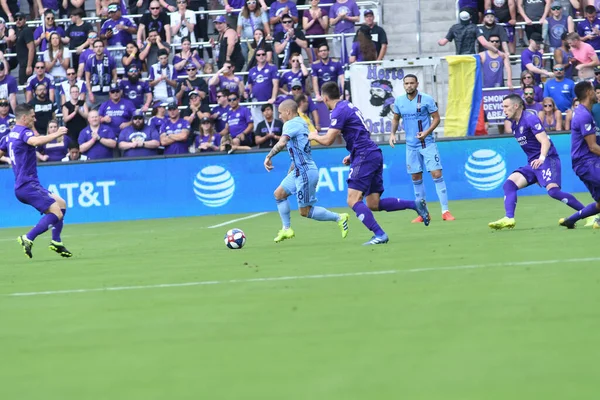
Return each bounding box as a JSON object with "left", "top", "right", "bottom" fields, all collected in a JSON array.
[{"left": 0, "top": 0, "right": 387, "bottom": 163}]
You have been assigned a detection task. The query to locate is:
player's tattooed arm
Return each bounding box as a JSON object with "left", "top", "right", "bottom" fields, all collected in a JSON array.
[{"left": 265, "top": 135, "right": 289, "bottom": 160}]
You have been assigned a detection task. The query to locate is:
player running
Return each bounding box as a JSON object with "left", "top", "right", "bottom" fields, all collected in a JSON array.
[
  {"left": 309, "top": 82, "right": 430, "bottom": 245},
  {"left": 264, "top": 99, "right": 349, "bottom": 243},
  {"left": 0, "top": 104, "right": 72, "bottom": 258},
  {"left": 489, "top": 94, "right": 585, "bottom": 230},
  {"left": 559, "top": 81, "right": 600, "bottom": 229},
  {"left": 390, "top": 74, "right": 455, "bottom": 222}
]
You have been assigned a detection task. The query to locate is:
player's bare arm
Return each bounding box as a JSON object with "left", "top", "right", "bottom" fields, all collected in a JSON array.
[
  {"left": 532, "top": 131, "right": 551, "bottom": 168},
  {"left": 309, "top": 127, "right": 340, "bottom": 146},
  {"left": 389, "top": 112, "right": 401, "bottom": 148},
  {"left": 584, "top": 134, "right": 600, "bottom": 156},
  {"left": 264, "top": 135, "right": 290, "bottom": 172},
  {"left": 26, "top": 127, "right": 68, "bottom": 147},
  {"left": 417, "top": 111, "right": 441, "bottom": 140}
]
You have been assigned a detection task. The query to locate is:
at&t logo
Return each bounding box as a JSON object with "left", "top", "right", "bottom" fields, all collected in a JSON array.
[
  {"left": 464, "top": 149, "right": 506, "bottom": 191},
  {"left": 193, "top": 166, "right": 235, "bottom": 207}
]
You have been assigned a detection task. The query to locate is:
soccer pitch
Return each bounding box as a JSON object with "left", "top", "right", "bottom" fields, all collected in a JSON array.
[{"left": 0, "top": 194, "right": 598, "bottom": 400}]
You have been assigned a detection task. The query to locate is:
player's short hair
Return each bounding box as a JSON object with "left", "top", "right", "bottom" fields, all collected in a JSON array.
[
  {"left": 261, "top": 103, "right": 273, "bottom": 112},
  {"left": 279, "top": 99, "right": 298, "bottom": 114},
  {"left": 15, "top": 103, "right": 34, "bottom": 119},
  {"left": 321, "top": 81, "right": 340, "bottom": 100},
  {"left": 294, "top": 93, "right": 308, "bottom": 105},
  {"left": 403, "top": 74, "right": 418, "bottom": 83},
  {"left": 503, "top": 94, "right": 524, "bottom": 108},
  {"left": 575, "top": 80, "right": 594, "bottom": 100}
]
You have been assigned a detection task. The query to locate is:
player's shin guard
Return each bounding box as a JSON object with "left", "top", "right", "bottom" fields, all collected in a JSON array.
[
  {"left": 276, "top": 198, "right": 291, "bottom": 229},
  {"left": 352, "top": 202, "right": 385, "bottom": 236},
  {"left": 307, "top": 206, "right": 339, "bottom": 221},
  {"left": 547, "top": 187, "right": 585, "bottom": 211},
  {"left": 566, "top": 202, "right": 600, "bottom": 224},
  {"left": 27, "top": 213, "right": 60, "bottom": 241},
  {"left": 412, "top": 179, "right": 425, "bottom": 202},
  {"left": 378, "top": 198, "right": 415, "bottom": 212},
  {"left": 51, "top": 209, "right": 66, "bottom": 242},
  {"left": 503, "top": 180, "right": 518, "bottom": 218},
  {"left": 433, "top": 177, "right": 449, "bottom": 212}
]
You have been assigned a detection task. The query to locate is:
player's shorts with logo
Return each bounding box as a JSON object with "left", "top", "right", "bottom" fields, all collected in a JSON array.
[
  {"left": 514, "top": 155, "right": 562, "bottom": 188},
  {"left": 280, "top": 168, "right": 319, "bottom": 207},
  {"left": 574, "top": 159, "right": 600, "bottom": 201},
  {"left": 15, "top": 181, "right": 55, "bottom": 213},
  {"left": 347, "top": 149, "right": 384, "bottom": 196},
  {"left": 406, "top": 143, "right": 442, "bottom": 174}
]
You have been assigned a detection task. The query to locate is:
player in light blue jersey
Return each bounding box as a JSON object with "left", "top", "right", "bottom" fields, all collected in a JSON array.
[
  {"left": 264, "top": 99, "right": 349, "bottom": 243},
  {"left": 390, "top": 74, "right": 455, "bottom": 222}
]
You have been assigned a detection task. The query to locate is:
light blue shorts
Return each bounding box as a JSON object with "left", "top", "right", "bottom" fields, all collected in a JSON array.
[
  {"left": 279, "top": 168, "right": 319, "bottom": 208},
  {"left": 406, "top": 143, "right": 443, "bottom": 174}
]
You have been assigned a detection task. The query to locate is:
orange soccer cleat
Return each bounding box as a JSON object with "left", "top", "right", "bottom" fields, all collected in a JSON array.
[
  {"left": 411, "top": 216, "right": 424, "bottom": 223},
  {"left": 442, "top": 211, "right": 456, "bottom": 221}
]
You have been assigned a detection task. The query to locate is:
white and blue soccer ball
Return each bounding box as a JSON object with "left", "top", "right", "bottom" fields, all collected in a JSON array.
[{"left": 224, "top": 228, "right": 246, "bottom": 249}]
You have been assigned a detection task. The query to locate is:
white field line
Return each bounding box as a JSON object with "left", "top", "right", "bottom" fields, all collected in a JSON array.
[
  {"left": 5, "top": 257, "right": 599, "bottom": 298},
  {"left": 207, "top": 212, "right": 269, "bottom": 229}
]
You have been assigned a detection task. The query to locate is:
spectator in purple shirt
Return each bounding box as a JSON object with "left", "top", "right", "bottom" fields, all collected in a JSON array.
[
  {"left": 34, "top": 10, "right": 66, "bottom": 52},
  {"left": 0, "top": 63, "right": 18, "bottom": 112},
  {"left": 38, "top": 120, "right": 70, "bottom": 162},
  {"left": 577, "top": 5, "right": 600, "bottom": 50},
  {"left": 101, "top": 4, "right": 137, "bottom": 47},
  {"left": 303, "top": 0, "right": 329, "bottom": 63},
  {"left": 195, "top": 117, "right": 220, "bottom": 152},
  {"left": 211, "top": 88, "right": 230, "bottom": 134},
  {"left": 523, "top": 85, "right": 543, "bottom": 113},
  {"left": 25, "top": 60, "right": 55, "bottom": 103},
  {"left": 120, "top": 65, "right": 153, "bottom": 111},
  {"left": 279, "top": 52, "right": 309, "bottom": 95},
  {"left": 160, "top": 102, "right": 191, "bottom": 154},
  {"left": 119, "top": 110, "right": 161, "bottom": 157},
  {"left": 247, "top": 49, "right": 279, "bottom": 123},
  {"left": 329, "top": 0, "right": 360, "bottom": 61},
  {"left": 78, "top": 109, "right": 117, "bottom": 160},
  {"left": 311, "top": 43, "right": 344, "bottom": 101},
  {"left": 221, "top": 93, "right": 253, "bottom": 151},
  {"left": 269, "top": 0, "right": 299, "bottom": 34},
  {"left": 521, "top": 32, "right": 554, "bottom": 84},
  {"left": 98, "top": 83, "right": 135, "bottom": 134}
]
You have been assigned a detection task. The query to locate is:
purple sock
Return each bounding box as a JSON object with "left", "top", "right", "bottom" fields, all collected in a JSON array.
[
  {"left": 567, "top": 202, "right": 600, "bottom": 223},
  {"left": 27, "top": 213, "right": 60, "bottom": 241},
  {"left": 503, "top": 180, "right": 518, "bottom": 218},
  {"left": 547, "top": 187, "right": 585, "bottom": 211},
  {"left": 352, "top": 202, "right": 385, "bottom": 236},
  {"left": 378, "top": 198, "right": 416, "bottom": 212},
  {"left": 51, "top": 209, "right": 66, "bottom": 242}
]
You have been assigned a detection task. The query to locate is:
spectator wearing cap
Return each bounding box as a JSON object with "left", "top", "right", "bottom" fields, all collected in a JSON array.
[
  {"left": 212, "top": 15, "right": 245, "bottom": 72},
  {"left": 64, "top": 9, "right": 94, "bottom": 68},
  {"left": 247, "top": 48, "right": 279, "bottom": 123},
  {"left": 221, "top": 93, "right": 253, "bottom": 149},
  {"left": 459, "top": 0, "right": 480, "bottom": 24},
  {"left": 29, "top": 83, "right": 56, "bottom": 135},
  {"left": 273, "top": 14, "right": 308, "bottom": 68},
  {"left": 358, "top": 9, "right": 387, "bottom": 61},
  {"left": 329, "top": 0, "right": 360, "bottom": 61},
  {"left": 85, "top": 39, "right": 118, "bottom": 108},
  {"left": 138, "top": 1, "right": 172, "bottom": 46},
  {"left": 13, "top": 12, "right": 35, "bottom": 85},
  {"left": 270, "top": 0, "right": 299, "bottom": 34},
  {"left": 140, "top": 27, "right": 170, "bottom": 68},
  {"left": 0, "top": 97, "right": 14, "bottom": 140},
  {"left": 478, "top": 9, "right": 510, "bottom": 54},
  {"left": 149, "top": 49, "right": 177, "bottom": 103},
  {"left": 78, "top": 109, "right": 117, "bottom": 160},
  {"left": 566, "top": 31, "right": 600, "bottom": 81},
  {"left": 303, "top": 0, "right": 329, "bottom": 63},
  {"left": 62, "top": 142, "right": 88, "bottom": 162},
  {"left": 120, "top": 65, "right": 153, "bottom": 111},
  {"left": 593, "top": 66, "right": 600, "bottom": 88},
  {"left": 209, "top": 61, "right": 245, "bottom": 98},
  {"left": 98, "top": 83, "right": 135, "bottom": 134},
  {"left": 182, "top": 90, "right": 210, "bottom": 138},
  {"left": 544, "top": 1, "right": 573, "bottom": 52},
  {"left": 479, "top": 34, "right": 513, "bottom": 89},
  {"left": 543, "top": 63, "right": 575, "bottom": 112},
  {"left": 554, "top": 31, "right": 575, "bottom": 80},
  {"left": 521, "top": 32, "right": 554, "bottom": 84},
  {"left": 77, "top": 32, "right": 103, "bottom": 79},
  {"left": 170, "top": 0, "right": 196, "bottom": 44},
  {"left": 311, "top": 43, "right": 344, "bottom": 101},
  {"left": 486, "top": 0, "right": 517, "bottom": 54},
  {"left": 119, "top": 110, "right": 161, "bottom": 157},
  {"left": 173, "top": 36, "right": 204, "bottom": 78},
  {"left": 253, "top": 103, "right": 282, "bottom": 149},
  {"left": 438, "top": 11, "right": 499, "bottom": 55},
  {"left": 149, "top": 101, "right": 167, "bottom": 132},
  {"left": 279, "top": 52, "right": 308, "bottom": 95},
  {"left": 517, "top": 0, "right": 550, "bottom": 40},
  {"left": 292, "top": 81, "right": 320, "bottom": 129},
  {"left": 26, "top": 60, "right": 56, "bottom": 103},
  {"left": 577, "top": 5, "right": 600, "bottom": 50},
  {"left": 210, "top": 88, "right": 230, "bottom": 134},
  {"left": 62, "top": 85, "right": 89, "bottom": 142},
  {"left": 34, "top": 10, "right": 67, "bottom": 52},
  {"left": 195, "top": 117, "right": 220, "bottom": 152},
  {"left": 101, "top": 3, "right": 137, "bottom": 69},
  {"left": 0, "top": 62, "right": 17, "bottom": 112},
  {"left": 160, "top": 102, "right": 191, "bottom": 154},
  {"left": 176, "top": 61, "right": 208, "bottom": 107},
  {"left": 349, "top": 25, "right": 376, "bottom": 63}
]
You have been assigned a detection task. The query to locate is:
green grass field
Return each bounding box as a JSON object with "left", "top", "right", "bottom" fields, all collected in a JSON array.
[{"left": 1, "top": 194, "right": 599, "bottom": 400}]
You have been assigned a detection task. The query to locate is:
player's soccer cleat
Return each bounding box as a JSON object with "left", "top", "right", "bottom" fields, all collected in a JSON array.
[
  {"left": 411, "top": 216, "right": 423, "bottom": 223},
  {"left": 442, "top": 211, "right": 456, "bottom": 221},
  {"left": 584, "top": 216, "right": 597, "bottom": 227},
  {"left": 274, "top": 228, "right": 295, "bottom": 243},
  {"left": 415, "top": 199, "right": 431, "bottom": 226},
  {"left": 363, "top": 233, "right": 389, "bottom": 246},
  {"left": 17, "top": 235, "right": 33, "bottom": 259},
  {"left": 488, "top": 217, "right": 516, "bottom": 230},
  {"left": 558, "top": 218, "right": 576, "bottom": 229},
  {"left": 593, "top": 219, "right": 600, "bottom": 229},
  {"left": 337, "top": 213, "right": 349, "bottom": 238},
  {"left": 49, "top": 241, "right": 73, "bottom": 258}
]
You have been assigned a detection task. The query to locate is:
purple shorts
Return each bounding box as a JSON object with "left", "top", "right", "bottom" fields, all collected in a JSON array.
[
  {"left": 503, "top": 25, "right": 515, "bottom": 43},
  {"left": 15, "top": 181, "right": 55, "bottom": 214},
  {"left": 514, "top": 156, "right": 562, "bottom": 188},
  {"left": 575, "top": 160, "right": 600, "bottom": 201},
  {"left": 347, "top": 149, "right": 385, "bottom": 196}
]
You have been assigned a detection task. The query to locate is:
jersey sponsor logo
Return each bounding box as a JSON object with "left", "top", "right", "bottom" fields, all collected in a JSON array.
[
  {"left": 464, "top": 149, "right": 506, "bottom": 191},
  {"left": 193, "top": 165, "right": 235, "bottom": 207}
]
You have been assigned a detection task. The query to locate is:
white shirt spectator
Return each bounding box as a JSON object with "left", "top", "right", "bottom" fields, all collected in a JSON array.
[
  {"left": 43, "top": 48, "right": 72, "bottom": 79},
  {"left": 59, "top": 78, "right": 87, "bottom": 103},
  {"left": 149, "top": 61, "right": 177, "bottom": 102},
  {"left": 62, "top": 154, "right": 88, "bottom": 162},
  {"left": 170, "top": 10, "right": 196, "bottom": 44}
]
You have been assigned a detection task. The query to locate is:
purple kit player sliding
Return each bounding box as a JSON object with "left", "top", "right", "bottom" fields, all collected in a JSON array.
[
  {"left": 0, "top": 104, "right": 73, "bottom": 258},
  {"left": 559, "top": 81, "right": 600, "bottom": 229},
  {"left": 309, "top": 82, "right": 430, "bottom": 245},
  {"left": 489, "top": 94, "right": 585, "bottom": 230}
]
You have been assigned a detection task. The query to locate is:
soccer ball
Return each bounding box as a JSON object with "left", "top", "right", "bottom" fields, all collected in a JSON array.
[{"left": 224, "top": 228, "right": 246, "bottom": 249}]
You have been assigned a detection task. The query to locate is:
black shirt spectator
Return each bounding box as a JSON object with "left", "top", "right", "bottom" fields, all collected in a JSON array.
[
  {"left": 63, "top": 99, "right": 88, "bottom": 142},
  {"left": 176, "top": 74, "right": 209, "bottom": 107},
  {"left": 254, "top": 104, "right": 283, "bottom": 148},
  {"left": 66, "top": 10, "right": 94, "bottom": 67},
  {"left": 438, "top": 11, "right": 484, "bottom": 55},
  {"left": 29, "top": 85, "right": 55, "bottom": 135},
  {"left": 138, "top": 3, "right": 171, "bottom": 43},
  {"left": 273, "top": 23, "right": 307, "bottom": 68},
  {"left": 14, "top": 13, "right": 35, "bottom": 85},
  {"left": 359, "top": 9, "right": 388, "bottom": 59}
]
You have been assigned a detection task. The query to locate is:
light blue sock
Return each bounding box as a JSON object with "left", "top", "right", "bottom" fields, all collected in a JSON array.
[
  {"left": 413, "top": 179, "right": 425, "bottom": 202},
  {"left": 433, "top": 176, "right": 449, "bottom": 212},
  {"left": 276, "top": 198, "right": 291, "bottom": 229},
  {"left": 307, "top": 206, "right": 340, "bottom": 222}
]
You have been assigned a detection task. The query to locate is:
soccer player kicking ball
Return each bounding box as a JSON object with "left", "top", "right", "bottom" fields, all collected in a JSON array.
[
  {"left": 264, "top": 100, "right": 350, "bottom": 243},
  {"left": 309, "top": 82, "right": 431, "bottom": 245},
  {"left": 390, "top": 74, "right": 455, "bottom": 222},
  {"left": 489, "top": 94, "right": 585, "bottom": 230},
  {"left": 0, "top": 104, "right": 72, "bottom": 258},
  {"left": 559, "top": 81, "right": 600, "bottom": 229}
]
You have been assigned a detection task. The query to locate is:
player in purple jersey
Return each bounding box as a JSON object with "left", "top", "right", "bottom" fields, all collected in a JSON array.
[
  {"left": 0, "top": 104, "right": 72, "bottom": 258},
  {"left": 489, "top": 94, "right": 585, "bottom": 230},
  {"left": 559, "top": 81, "right": 600, "bottom": 229},
  {"left": 309, "top": 82, "right": 430, "bottom": 245}
]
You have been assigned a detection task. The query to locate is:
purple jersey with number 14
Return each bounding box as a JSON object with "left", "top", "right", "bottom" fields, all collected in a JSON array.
[
  {"left": 511, "top": 110, "right": 558, "bottom": 163},
  {"left": 569, "top": 104, "right": 600, "bottom": 200}
]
